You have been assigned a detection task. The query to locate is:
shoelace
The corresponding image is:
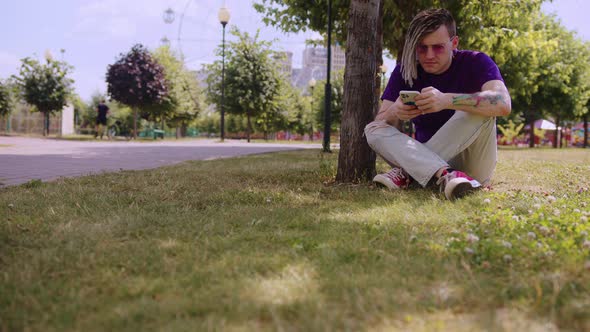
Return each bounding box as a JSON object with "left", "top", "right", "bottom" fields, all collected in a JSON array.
[
  {"left": 386, "top": 167, "right": 407, "bottom": 183},
  {"left": 436, "top": 170, "right": 455, "bottom": 192}
]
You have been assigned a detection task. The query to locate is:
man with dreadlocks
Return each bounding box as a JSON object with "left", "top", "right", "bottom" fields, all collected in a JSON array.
[{"left": 364, "top": 8, "right": 511, "bottom": 200}]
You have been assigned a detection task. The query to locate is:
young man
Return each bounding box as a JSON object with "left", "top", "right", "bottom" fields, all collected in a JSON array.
[
  {"left": 364, "top": 8, "right": 511, "bottom": 200},
  {"left": 95, "top": 100, "right": 110, "bottom": 139}
]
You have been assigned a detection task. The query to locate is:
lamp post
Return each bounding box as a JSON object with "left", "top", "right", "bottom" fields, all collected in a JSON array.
[
  {"left": 323, "top": 0, "right": 333, "bottom": 152},
  {"left": 308, "top": 78, "right": 316, "bottom": 142},
  {"left": 162, "top": 8, "right": 175, "bottom": 47},
  {"left": 218, "top": 5, "right": 230, "bottom": 142}
]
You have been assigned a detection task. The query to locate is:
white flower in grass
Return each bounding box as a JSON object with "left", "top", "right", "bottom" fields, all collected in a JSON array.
[
  {"left": 464, "top": 247, "right": 475, "bottom": 255},
  {"left": 553, "top": 209, "right": 561, "bottom": 217},
  {"left": 8, "top": 204, "right": 14, "bottom": 208},
  {"left": 466, "top": 233, "right": 479, "bottom": 243},
  {"left": 546, "top": 195, "right": 557, "bottom": 203},
  {"left": 539, "top": 226, "right": 550, "bottom": 236},
  {"left": 583, "top": 211, "right": 590, "bottom": 216},
  {"left": 483, "top": 198, "right": 491, "bottom": 204},
  {"left": 545, "top": 250, "right": 554, "bottom": 258},
  {"left": 503, "top": 254, "right": 512, "bottom": 263},
  {"left": 581, "top": 216, "right": 589, "bottom": 223},
  {"left": 583, "top": 240, "right": 590, "bottom": 249},
  {"left": 511, "top": 206, "right": 516, "bottom": 211},
  {"left": 527, "top": 232, "right": 537, "bottom": 240},
  {"left": 536, "top": 242, "right": 544, "bottom": 249},
  {"left": 266, "top": 197, "right": 272, "bottom": 203},
  {"left": 534, "top": 196, "right": 540, "bottom": 202},
  {"left": 539, "top": 213, "right": 545, "bottom": 219},
  {"left": 502, "top": 241, "right": 513, "bottom": 249},
  {"left": 574, "top": 209, "right": 581, "bottom": 213},
  {"left": 533, "top": 203, "right": 542, "bottom": 210},
  {"left": 528, "top": 210, "right": 534, "bottom": 215},
  {"left": 512, "top": 215, "right": 520, "bottom": 222},
  {"left": 409, "top": 235, "right": 418, "bottom": 243},
  {"left": 581, "top": 231, "right": 588, "bottom": 237},
  {"left": 582, "top": 202, "right": 588, "bottom": 207}
]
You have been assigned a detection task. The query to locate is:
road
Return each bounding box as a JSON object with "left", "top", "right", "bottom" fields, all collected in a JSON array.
[{"left": 0, "top": 136, "right": 322, "bottom": 187}]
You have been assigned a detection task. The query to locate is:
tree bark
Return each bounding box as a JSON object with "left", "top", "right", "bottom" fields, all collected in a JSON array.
[
  {"left": 247, "top": 111, "right": 252, "bottom": 143},
  {"left": 44, "top": 112, "right": 49, "bottom": 136},
  {"left": 584, "top": 114, "right": 588, "bottom": 148},
  {"left": 528, "top": 110, "right": 535, "bottom": 148},
  {"left": 553, "top": 115, "right": 560, "bottom": 148},
  {"left": 336, "top": 0, "right": 380, "bottom": 183},
  {"left": 133, "top": 108, "right": 138, "bottom": 140}
]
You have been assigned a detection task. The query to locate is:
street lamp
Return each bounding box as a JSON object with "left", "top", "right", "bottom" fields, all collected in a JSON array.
[
  {"left": 308, "top": 78, "right": 316, "bottom": 142},
  {"left": 218, "top": 5, "right": 230, "bottom": 142},
  {"left": 162, "top": 8, "right": 174, "bottom": 48},
  {"left": 323, "top": 0, "right": 333, "bottom": 152},
  {"left": 163, "top": 7, "right": 175, "bottom": 24}
]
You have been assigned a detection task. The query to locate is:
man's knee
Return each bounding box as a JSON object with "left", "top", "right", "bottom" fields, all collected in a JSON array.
[{"left": 364, "top": 120, "right": 393, "bottom": 147}]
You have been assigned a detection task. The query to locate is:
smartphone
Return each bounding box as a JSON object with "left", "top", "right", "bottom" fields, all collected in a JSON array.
[{"left": 399, "top": 90, "right": 420, "bottom": 106}]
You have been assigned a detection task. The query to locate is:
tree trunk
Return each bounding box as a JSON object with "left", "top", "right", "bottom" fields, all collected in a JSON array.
[
  {"left": 553, "top": 115, "right": 560, "bottom": 148},
  {"left": 44, "top": 112, "right": 50, "bottom": 136},
  {"left": 584, "top": 114, "right": 588, "bottom": 148},
  {"left": 336, "top": 0, "right": 380, "bottom": 183},
  {"left": 247, "top": 111, "right": 252, "bottom": 143},
  {"left": 528, "top": 111, "right": 535, "bottom": 148},
  {"left": 133, "top": 108, "right": 138, "bottom": 140}
]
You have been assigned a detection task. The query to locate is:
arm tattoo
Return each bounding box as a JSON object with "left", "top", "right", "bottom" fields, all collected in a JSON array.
[{"left": 452, "top": 93, "right": 505, "bottom": 107}]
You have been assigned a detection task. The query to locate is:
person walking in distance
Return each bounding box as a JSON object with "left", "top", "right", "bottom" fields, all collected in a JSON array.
[
  {"left": 364, "top": 8, "right": 511, "bottom": 200},
  {"left": 95, "top": 99, "right": 110, "bottom": 139}
]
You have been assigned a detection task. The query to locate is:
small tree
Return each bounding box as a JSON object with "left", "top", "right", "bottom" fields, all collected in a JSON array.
[
  {"left": 205, "top": 28, "right": 282, "bottom": 142},
  {"left": 0, "top": 79, "right": 14, "bottom": 133},
  {"left": 152, "top": 45, "right": 203, "bottom": 138},
  {"left": 106, "top": 44, "right": 168, "bottom": 139},
  {"left": 13, "top": 55, "right": 74, "bottom": 136}
]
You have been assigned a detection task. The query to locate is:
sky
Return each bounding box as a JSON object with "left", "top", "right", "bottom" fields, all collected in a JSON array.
[{"left": 1, "top": 0, "right": 588, "bottom": 102}]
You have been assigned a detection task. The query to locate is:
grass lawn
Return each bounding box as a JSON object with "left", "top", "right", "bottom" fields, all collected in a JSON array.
[{"left": 1, "top": 148, "right": 590, "bottom": 331}]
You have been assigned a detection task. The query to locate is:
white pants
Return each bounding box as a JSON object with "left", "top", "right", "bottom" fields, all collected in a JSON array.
[{"left": 364, "top": 111, "right": 497, "bottom": 187}]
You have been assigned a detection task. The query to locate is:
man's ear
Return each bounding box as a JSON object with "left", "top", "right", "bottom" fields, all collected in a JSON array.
[{"left": 452, "top": 36, "right": 459, "bottom": 50}]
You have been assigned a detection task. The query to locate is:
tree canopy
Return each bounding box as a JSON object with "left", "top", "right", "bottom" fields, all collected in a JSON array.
[
  {"left": 0, "top": 79, "right": 13, "bottom": 117},
  {"left": 151, "top": 45, "right": 204, "bottom": 129},
  {"left": 205, "top": 28, "right": 283, "bottom": 142},
  {"left": 106, "top": 44, "right": 169, "bottom": 138},
  {"left": 13, "top": 55, "right": 74, "bottom": 135}
]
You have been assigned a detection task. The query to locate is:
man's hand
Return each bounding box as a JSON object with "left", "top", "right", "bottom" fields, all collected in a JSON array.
[
  {"left": 376, "top": 98, "right": 422, "bottom": 125},
  {"left": 414, "top": 87, "right": 451, "bottom": 114}
]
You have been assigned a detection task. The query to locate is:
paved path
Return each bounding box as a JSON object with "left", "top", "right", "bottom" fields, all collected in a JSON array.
[{"left": 0, "top": 136, "right": 322, "bottom": 187}]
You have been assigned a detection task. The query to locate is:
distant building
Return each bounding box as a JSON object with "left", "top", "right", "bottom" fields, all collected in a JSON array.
[
  {"left": 274, "top": 51, "right": 293, "bottom": 80},
  {"left": 292, "top": 45, "right": 345, "bottom": 90}
]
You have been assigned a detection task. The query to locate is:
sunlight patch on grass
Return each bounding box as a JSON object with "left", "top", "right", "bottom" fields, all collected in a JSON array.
[
  {"left": 241, "top": 263, "right": 319, "bottom": 306},
  {"left": 369, "top": 308, "right": 559, "bottom": 332}
]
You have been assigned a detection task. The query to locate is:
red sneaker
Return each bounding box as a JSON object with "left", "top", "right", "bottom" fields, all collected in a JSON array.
[
  {"left": 373, "top": 167, "right": 411, "bottom": 190},
  {"left": 436, "top": 169, "right": 481, "bottom": 200}
]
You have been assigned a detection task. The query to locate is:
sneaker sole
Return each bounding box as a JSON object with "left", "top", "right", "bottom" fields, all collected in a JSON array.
[
  {"left": 445, "top": 178, "right": 480, "bottom": 200},
  {"left": 373, "top": 174, "right": 403, "bottom": 190}
]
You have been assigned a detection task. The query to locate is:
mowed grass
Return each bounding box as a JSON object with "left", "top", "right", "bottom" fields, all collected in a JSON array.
[{"left": 1, "top": 148, "right": 590, "bottom": 331}]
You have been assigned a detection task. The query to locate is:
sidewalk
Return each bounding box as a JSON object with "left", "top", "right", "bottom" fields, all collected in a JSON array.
[{"left": 0, "top": 137, "right": 322, "bottom": 187}]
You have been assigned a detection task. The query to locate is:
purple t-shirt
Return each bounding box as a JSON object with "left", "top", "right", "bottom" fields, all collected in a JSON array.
[{"left": 382, "top": 50, "right": 504, "bottom": 143}]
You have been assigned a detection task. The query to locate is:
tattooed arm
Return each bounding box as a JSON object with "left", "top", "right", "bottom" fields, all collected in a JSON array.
[{"left": 414, "top": 80, "right": 512, "bottom": 117}]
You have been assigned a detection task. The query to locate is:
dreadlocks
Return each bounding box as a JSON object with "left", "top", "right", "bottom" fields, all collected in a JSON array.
[{"left": 400, "top": 9, "right": 456, "bottom": 86}]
